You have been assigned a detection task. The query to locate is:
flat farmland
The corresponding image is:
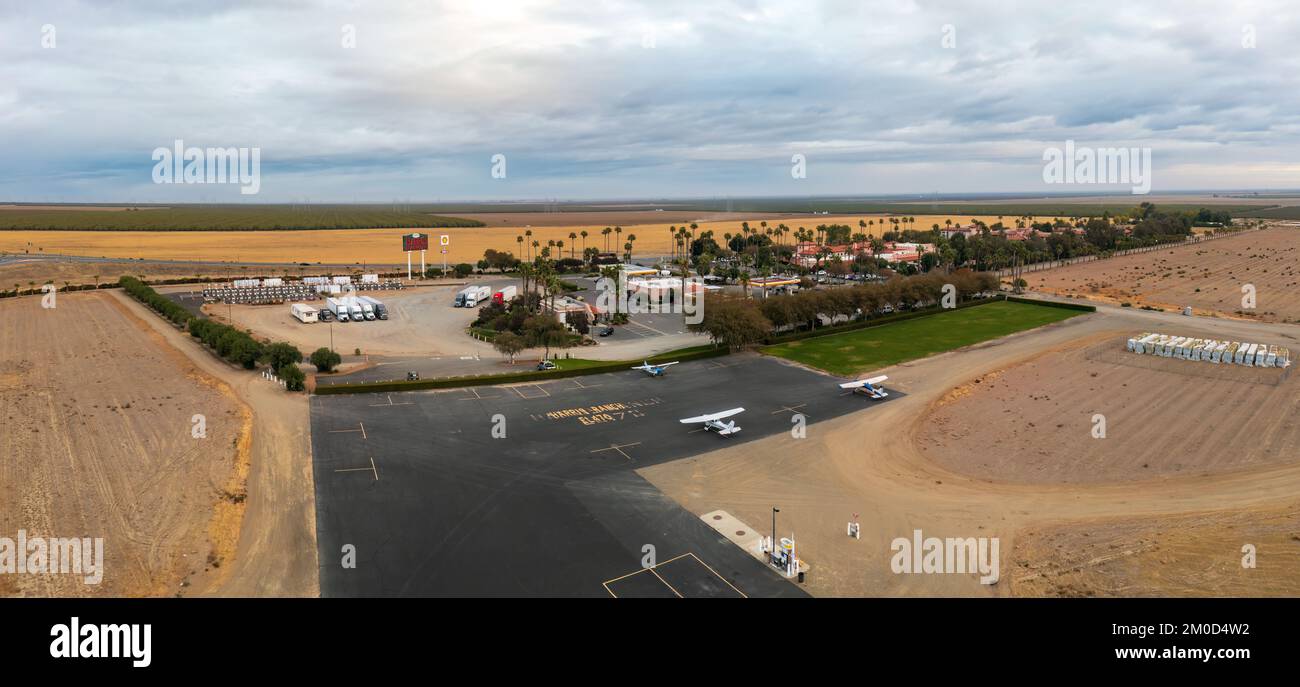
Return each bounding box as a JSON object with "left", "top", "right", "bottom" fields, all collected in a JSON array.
[
  {"left": 917, "top": 333, "right": 1300, "bottom": 484},
  {"left": 0, "top": 213, "right": 1054, "bottom": 266},
  {"left": 1029, "top": 227, "right": 1300, "bottom": 321},
  {"left": 0, "top": 292, "right": 248, "bottom": 597}
]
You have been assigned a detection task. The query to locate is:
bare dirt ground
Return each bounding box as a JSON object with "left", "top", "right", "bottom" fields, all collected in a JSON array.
[
  {"left": 0, "top": 292, "right": 246, "bottom": 597},
  {"left": 1009, "top": 504, "right": 1300, "bottom": 597},
  {"left": 918, "top": 332, "right": 1299, "bottom": 484},
  {"left": 1029, "top": 227, "right": 1300, "bottom": 322},
  {"left": 640, "top": 308, "right": 1300, "bottom": 597},
  {"left": 109, "top": 290, "right": 318, "bottom": 597}
]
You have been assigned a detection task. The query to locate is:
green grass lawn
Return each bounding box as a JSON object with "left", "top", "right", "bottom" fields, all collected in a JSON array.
[{"left": 762, "top": 301, "right": 1083, "bottom": 376}]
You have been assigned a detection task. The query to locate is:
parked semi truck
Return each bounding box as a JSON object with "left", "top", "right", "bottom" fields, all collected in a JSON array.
[
  {"left": 349, "top": 301, "right": 365, "bottom": 322},
  {"left": 326, "top": 297, "right": 350, "bottom": 322},
  {"left": 492, "top": 285, "right": 517, "bottom": 305},
  {"left": 360, "top": 296, "right": 389, "bottom": 320},
  {"left": 455, "top": 285, "right": 492, "bottom": 307}
]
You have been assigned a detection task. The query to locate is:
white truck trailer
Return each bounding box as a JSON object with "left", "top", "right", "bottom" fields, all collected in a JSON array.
[
  {"left": 493, "top": 285, "right": 518, "bottom": 306},
  {"left": 326, "top": 297, "right": 351, "bottom": 322},
  {"left": 360, "top": 296, "right": 389, "bottom": 320},
  {"left": 455, "top": 285, "right": 492, "bottom": 307},
  {"left": 291, "top": 303, "right": 318, "bottom": 323}
]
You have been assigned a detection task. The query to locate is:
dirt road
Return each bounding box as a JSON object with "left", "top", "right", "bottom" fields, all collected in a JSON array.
[{"left": 108, "top": 290, "right": 319, "bottom": 597}]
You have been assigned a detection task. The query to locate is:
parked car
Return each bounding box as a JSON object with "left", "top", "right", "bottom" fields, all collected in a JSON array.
[
  {"left": 599, "top": 326, "right": 614, "bottom": 337},
  {"left": 406, "top": 371, "right": 420, "bottom": 381},
  {"left": 536, "top": 360, "right": 557, "bottom": 371}
]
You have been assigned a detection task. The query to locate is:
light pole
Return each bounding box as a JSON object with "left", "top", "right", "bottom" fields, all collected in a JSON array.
[{"left": 771, "top": 507, "right": 780, "bottom": 564}]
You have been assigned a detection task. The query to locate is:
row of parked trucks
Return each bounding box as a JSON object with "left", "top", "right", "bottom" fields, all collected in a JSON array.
[
  {"left": 454, "top": 285, "right": 516, "bottom": 308},
  {"left": 1125, "top": 332, "right": 1291, "bottom": 368},
  {"left": 293, "top": 296, "right": 389, "bottom": 323}
]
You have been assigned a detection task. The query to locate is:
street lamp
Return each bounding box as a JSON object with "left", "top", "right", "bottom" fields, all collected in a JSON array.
[{"left": 771, "top": 507, "right": 780, "bottom": 564}]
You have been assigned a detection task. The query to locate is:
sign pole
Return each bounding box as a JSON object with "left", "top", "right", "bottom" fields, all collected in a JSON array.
[{"left": 407, "top": 252, "right": 412, "bottom": 281}]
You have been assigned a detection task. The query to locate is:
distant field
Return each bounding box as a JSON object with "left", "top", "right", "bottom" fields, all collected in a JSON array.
[
  {"left": 0, "top": 213, "right": 1062, "bottom": 265},
  {"left": 763, "top": 301, "right": 1083, "bottom": 376},
  {"left": 0, "top": 206, "right": 482, "bottom": 231}
]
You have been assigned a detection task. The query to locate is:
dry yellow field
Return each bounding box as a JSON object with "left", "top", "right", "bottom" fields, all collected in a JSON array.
[{"left": 0, "top": 214, "right": 1048, "bottom": 266}]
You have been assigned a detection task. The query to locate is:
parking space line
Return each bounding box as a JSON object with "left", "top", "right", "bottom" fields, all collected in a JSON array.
[
  {"left": 589, "top": 442, "right": 641, "bottom": 461},
  {"left": 369, "top": 394, "right": 414, "bottom": 407},
  {"left": 512, "top": 384, "right": 551, "bottom": 399},
  {"left": 770, "top": 404, "right": 809, "bottom": 418},
  {"left": 602, "top": 552, "right": 743, "bottom": 598},
  {"left": 328, "top": 421, "right": 367, "bottom": 439},
  {"left": 334, "top": 456, "right": 379, "bottom": 481}
]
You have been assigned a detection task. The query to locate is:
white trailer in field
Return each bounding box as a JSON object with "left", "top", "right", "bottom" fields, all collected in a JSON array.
[
  {"left": 291, "top": 303, "right": 318, "bottom": 323},
  {"left": 1254, "top": 345, "right": 1268, "bottom": 367},
  {"left": 361, "top": 273, "right": 380, "bottom": 284},
  {"left": 264, "top": 278, "right": 284, "bottom": 287},
  {"left": 1212, "top": 341, "right": 1229, "bottom": 363}
]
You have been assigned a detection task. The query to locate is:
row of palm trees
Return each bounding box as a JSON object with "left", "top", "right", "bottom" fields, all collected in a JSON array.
[{"left": 516, "top": 226, "right": 640, "bottom": 263}]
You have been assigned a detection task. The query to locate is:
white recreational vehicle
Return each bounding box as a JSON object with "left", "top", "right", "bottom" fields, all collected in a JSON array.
[{"left": 291, "top": 303, "right": 318, "bottom": 323}]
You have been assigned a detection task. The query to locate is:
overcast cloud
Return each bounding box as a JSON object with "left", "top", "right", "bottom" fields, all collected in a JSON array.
[{"left": 3, "top": 0, "right": 1299, "bottom": 202}]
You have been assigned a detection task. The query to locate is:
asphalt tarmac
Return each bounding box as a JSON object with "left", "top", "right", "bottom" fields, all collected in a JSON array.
[{"left": 309, "top": 354, "right": 902, "bottom": 597}]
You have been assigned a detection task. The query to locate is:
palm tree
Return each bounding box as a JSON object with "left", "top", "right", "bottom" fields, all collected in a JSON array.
[
  {"left": 568, "top": 232, "right": 577, "bottom": 259},
  {"left": 580, "top": 230, "right": 589, "bottom": 257},
  {"left": 602, "top": 227, "right": 612, "bottom": 252}
]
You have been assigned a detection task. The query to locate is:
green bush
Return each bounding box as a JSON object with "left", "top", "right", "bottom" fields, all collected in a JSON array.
[
  {"left": 278, "top": 363, "right": 306, "bottom": 391},
  {"left": 311, "top": 347, "right": 342, "bottom": 372}
]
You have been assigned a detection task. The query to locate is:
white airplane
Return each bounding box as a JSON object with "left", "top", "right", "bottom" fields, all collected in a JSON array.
[
  {"left": 631, "top": 360, "right": 679, "bottom": 377},
  {"left": 839, "top": 375, "right": 889, "bottom": 400},
  {"left": 679, "top": 408, "right": 745, "bottom": 437}
]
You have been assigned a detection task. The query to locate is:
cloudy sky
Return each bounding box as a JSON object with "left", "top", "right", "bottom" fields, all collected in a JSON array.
[{"left": 3, "top": 0, "right": 1299, "bottom": 202}]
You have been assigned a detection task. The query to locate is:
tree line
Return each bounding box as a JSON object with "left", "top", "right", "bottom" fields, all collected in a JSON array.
[
  {"left": 688, "top": 270, "right": 1000, "bottom": 350},
  {"left": 119, "top": 276, "right": 307, "bottom": 390}
]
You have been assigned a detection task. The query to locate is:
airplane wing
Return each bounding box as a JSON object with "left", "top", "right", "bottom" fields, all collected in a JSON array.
[
  {"left": 631, "top": 362, "right": 653, "bottom": 371},
  {"left": 839, "top": 375, "right": 888, "bottom": 389},
  {"left": 679, "top": 407, "right": 745, "bottom": 424},
  {"left": 657, "top": 361, "right": 679, "bottom": 367}
]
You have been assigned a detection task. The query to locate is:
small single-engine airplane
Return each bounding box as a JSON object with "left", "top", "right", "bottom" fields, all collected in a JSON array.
[
  {"left": 679, "top": 408, "right": 745, "bottom": 437},
  {"left": 839, "top": 375, "right": 889, "bottom": 400},
  {"left": 631, "top": 360, "right": 679, "bottom": 377}
]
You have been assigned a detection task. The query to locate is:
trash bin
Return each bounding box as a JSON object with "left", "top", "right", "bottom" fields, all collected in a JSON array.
[{"left": 797, "top": 571, "right": 805, "bottom": 584}]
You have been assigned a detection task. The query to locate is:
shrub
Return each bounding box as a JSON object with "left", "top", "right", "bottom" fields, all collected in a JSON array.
[{"left": 310, "top": 347, "right": 342, "bottom": 372}]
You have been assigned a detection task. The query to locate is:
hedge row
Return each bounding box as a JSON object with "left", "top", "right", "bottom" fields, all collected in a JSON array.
[
  {"left": 118, "top": 275, "right": 272, "bottom": 371},
  {"left": 314, "top": 346, "right": 728, "bottom": 395},
  {"left": 187, "top": 318, "right": 264, "bottom": 369},
  {"left": 119, "top": 276, "right": 193, "bottom": 326},
  {"left": 1004, "top": 295, "right": 1097, "bottom": 312}
]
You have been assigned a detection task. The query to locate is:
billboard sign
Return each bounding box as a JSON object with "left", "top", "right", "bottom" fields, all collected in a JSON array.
[{"left": 403, "top": 233, "right": 429, "bottom": 252}]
